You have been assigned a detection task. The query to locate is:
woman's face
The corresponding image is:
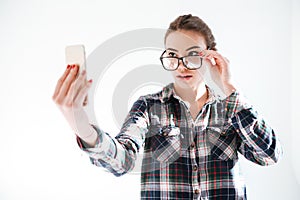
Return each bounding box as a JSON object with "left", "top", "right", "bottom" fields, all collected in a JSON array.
[{"left": 164, "top": 30, "right": 207, "bottom": 89}]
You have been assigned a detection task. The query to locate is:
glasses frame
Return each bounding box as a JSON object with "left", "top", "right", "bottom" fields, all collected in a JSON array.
[{"left": 159, "top": 50, "right": 203, "bottom": 71}]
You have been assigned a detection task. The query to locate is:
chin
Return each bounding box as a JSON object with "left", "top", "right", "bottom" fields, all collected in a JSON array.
[{"left": 175, "top": 80, "right": 196, "bottom": 89}]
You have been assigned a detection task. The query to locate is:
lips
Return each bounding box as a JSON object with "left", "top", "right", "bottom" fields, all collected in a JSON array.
[{"left": 177, "top": 75, "right": 193, "bottom": 79}]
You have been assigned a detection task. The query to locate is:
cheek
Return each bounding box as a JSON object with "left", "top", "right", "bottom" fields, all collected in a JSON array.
[{"left": 171, "top": 71, "right": 177, "bottom": 77}]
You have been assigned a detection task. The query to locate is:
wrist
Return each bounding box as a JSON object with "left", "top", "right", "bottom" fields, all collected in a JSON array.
[{"left": 80, "top": 126, "right": 98, "bottom": 147}]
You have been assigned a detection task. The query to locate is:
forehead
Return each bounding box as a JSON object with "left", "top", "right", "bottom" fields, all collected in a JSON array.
[{"left": 165, "top": 30, "right": 206, "bottom": 51}]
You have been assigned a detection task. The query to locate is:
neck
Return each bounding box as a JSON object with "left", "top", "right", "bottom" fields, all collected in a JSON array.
[{"left": 173, "top": 82, "right": 208, "bottom": 104}]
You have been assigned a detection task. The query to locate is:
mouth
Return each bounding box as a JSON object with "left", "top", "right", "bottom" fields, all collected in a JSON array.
[{"left": 176, "top": 75, "right": 193, "bottom": 80}]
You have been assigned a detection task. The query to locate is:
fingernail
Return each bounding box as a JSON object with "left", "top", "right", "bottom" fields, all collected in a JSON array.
[
  {"left": 72, "top": 64, "right": 76, "bottom": 68},
  {"left": 88, "top": 79, "right": 93, "bottom": 83},
  {"left": 67, "top": 65, "right": 71, "bottom": 69}
]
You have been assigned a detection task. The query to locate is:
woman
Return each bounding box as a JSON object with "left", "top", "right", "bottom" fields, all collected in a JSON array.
[{"left": 52, "top": 14, "right": 282, "bottom": 199}]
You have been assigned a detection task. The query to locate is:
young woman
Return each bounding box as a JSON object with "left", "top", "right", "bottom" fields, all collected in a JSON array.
[{"left": 52, "top": 14, "right": 282, "bottom": 199}]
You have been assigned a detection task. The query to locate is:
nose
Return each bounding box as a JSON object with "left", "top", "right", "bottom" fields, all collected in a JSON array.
[{"left": 177, "top": 59, "right": 187, "bottom": 72}]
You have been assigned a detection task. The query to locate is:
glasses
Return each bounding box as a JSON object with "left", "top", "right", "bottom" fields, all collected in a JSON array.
[{"left": 159, "top": 50, "right": 203, "bottom": 71}]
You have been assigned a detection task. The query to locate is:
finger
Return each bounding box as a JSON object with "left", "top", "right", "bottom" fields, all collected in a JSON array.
[
  {"left": 52, "top": 65, "right": 72, "bottom": 100},
  {"left": 74, "top": 79, "right": 93, "bottom": 107},
  {"left": 200, "top": 50, "right": 215, "bottom": 64},
  {"left": 200, "top": 50, "right": 224, "bottom": 60},
  {"left": 54, "top": 65, "right": 79, "bottom": 104},
  {"left": 213, "top": 55, "right": 227, "bottom": 68},
  {"left": 201, "top": 50, "right": 227, "bottom": 68},
  {"left": 65, "top": 70, "right": 87, "bottom": 105},
  {"left": 201, "top": 53, "right": 216, "bottom": 68},
  {"left": 75, "top": 69, "right": 88, "bottom": 94},
  {"left": 60, "top": 64, "right": 79, "bottom": 95},
  {"left": 205, "top": 55, "right": 216, "bottom": 66}
]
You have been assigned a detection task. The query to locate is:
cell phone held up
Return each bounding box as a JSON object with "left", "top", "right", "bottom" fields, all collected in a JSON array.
[{"left": 65, "top": 44, "right": 88, "bottom": 105}]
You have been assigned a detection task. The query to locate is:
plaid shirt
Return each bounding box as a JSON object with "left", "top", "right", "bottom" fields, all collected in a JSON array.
[{"left": 77, "top": 83, "right": 282, "bottom": 200}]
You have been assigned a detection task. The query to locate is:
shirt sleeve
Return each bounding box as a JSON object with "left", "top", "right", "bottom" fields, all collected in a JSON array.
[
  {"left": 76, "top": 95, "right": 149, "bottom": 176},
  {"left": 223, "top": 91, "right": 283, "bottom": 166}
]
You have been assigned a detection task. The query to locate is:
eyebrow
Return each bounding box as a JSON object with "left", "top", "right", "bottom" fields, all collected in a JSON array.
[
  {"left": 166, "top": 46, "right": 202, "bottom": 52},
  {"left": 186, "top": 46, "right": 202, "bottom": 51},
  {"left": 166, "top": 48, "right": 178, "bottom": 52}
]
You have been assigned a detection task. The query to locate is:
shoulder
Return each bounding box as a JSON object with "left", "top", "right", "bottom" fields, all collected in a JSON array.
[{"left": 139, "top": 83, "right": 174, "bottom": 103}]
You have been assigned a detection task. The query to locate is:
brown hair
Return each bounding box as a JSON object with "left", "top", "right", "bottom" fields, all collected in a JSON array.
[{"left": 165, "top": 14, "right": 217, "bottom": 51}]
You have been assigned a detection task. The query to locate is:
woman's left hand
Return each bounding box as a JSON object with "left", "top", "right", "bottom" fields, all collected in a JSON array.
[{"left": 199, "top": 50, "right": 236, "bottom": 96}]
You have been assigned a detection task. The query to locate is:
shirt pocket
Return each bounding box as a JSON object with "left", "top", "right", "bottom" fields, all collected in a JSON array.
[
  {"left": 206, "top": 124, "right": 237, "bottom": 161},
  {"left": 150, "top": 125, "right": 182, "bottom": 163}
]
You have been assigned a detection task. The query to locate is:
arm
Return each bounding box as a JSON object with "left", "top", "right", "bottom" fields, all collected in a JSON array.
[
  {"left": 52, "top": 65, "right": 149, "bottom": 176},
  {"left": 77, "top": 96, "right": 149, "bottom": 176},
  {"left": 52, "top": 64, "right": 98, "bottom": 147},
  {"left": 223, "top": 91, "right": 283, "bottom": 166},
  {"left": 200, "top": 50, "right": 282, "bottom": 165}
]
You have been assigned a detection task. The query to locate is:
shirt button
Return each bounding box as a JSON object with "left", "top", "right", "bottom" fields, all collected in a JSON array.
[
  {"left": 193, "top": 165, "right": 198, "bottom": 171},
  {"left": 194, "top": 189, "right": 200, "bottom": 194}
]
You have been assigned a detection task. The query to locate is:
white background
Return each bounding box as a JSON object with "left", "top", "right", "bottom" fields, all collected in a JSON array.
[{"left": 0, "top": 0, "right": 299, "bottom": 199}]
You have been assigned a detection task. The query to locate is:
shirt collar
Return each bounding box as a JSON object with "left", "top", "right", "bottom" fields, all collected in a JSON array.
[{"left": 160, "top": 83, "right": 217, "bottom": 104}]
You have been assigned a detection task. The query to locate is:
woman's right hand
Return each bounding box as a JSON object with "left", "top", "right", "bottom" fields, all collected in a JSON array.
[{"left": 52, "top": 65, "right": 97, "bottom": 146}]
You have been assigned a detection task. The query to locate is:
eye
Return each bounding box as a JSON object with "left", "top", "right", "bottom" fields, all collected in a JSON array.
[
  {"left": 168, "top": 52, "right": 177, "bottom": 57},
  {"left": 187, "top": 51, "right": 199, "bottom": 56}
]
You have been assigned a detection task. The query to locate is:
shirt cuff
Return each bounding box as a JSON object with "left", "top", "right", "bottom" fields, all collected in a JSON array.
[
  {"left": 76, "top": 124, "right": 102, "bottom": 149},
  {"left": 76, "top": 124, "right": 117, "bottom": 160}
]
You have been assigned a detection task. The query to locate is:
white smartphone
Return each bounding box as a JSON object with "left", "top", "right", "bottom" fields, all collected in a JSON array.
[
  {"left": 65, "top": 44, "right": 88, "bottom": 105},
  {"left": 65, "top": 44, "right": 86, "bottom": 74}
]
